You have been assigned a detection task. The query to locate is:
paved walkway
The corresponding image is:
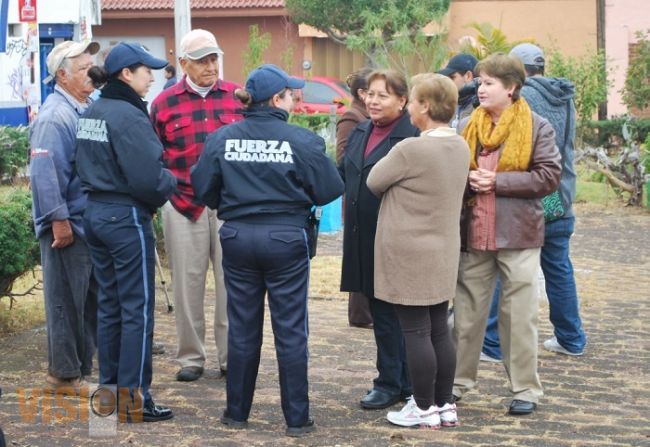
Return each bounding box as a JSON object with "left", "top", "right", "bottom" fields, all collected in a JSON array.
[{"left": 0, "top": 204, "right": 649, "bottom": 446}]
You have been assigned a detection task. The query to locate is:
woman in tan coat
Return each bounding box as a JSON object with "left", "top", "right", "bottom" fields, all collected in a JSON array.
[{"left": 367, "top": 74, "right": 469, "bottom": 429}]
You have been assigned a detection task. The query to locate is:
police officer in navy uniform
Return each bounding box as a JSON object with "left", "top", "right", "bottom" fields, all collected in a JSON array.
[
  {"left": 191, "top": 64, "right": 344, "bottom": 437},
  {"left": 75, "top": 42, "right": 176, "bottom": 422}
]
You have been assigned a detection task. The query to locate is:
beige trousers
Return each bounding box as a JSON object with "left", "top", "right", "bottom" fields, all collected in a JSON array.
[
  {"left": 162, "top": 202, "right": 228, "bottom": 370},
  {"left": 453, "top": 247, "right": 543, "bottom": 403}
]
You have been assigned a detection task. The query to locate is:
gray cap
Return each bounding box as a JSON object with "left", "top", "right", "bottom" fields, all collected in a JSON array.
[{"left": 509, "top": 43, "right": 545, "bottom": 67}]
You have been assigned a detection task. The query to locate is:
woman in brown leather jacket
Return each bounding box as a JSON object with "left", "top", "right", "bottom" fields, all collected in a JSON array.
[{"left": 452, "top": 53, "right": 561, "bottom": 416}]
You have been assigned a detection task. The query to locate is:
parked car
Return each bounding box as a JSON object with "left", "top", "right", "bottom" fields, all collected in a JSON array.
[{"left": 293, "top": 76, "right": 352, "bottom": 115}]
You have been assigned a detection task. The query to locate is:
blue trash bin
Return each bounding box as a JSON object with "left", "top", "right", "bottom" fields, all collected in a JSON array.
[{"left": 319, "top": 196, "right": 342, "bottom": 234}]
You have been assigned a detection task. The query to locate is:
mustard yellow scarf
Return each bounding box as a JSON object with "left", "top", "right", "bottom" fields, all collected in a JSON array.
[{"left": 462, "top": 98, "right": 533, "bottom": 171}]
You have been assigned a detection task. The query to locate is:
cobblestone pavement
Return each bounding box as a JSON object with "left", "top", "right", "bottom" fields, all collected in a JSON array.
[{"left": 0, "top": 204, "right": 649, "bottom": 446}]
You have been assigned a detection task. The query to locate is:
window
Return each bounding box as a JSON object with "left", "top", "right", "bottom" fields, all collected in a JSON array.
[{"left": 302, "top": 81, "right": 340, "bottom": 104}]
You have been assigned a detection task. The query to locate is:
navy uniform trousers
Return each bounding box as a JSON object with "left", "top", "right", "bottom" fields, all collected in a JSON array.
[
  {"left": 83, "top": 200, "right": 155, "bottom": 406},
  {"left": 219, "top": 220, "right": 311, "bottom": 428}
]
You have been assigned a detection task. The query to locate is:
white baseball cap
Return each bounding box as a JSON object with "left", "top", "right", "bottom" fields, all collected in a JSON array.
[{"left": 43, "top": 40, "right": 100, "bottom": 84}]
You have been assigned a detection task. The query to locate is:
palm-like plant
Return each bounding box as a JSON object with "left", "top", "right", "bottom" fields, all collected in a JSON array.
[{"left": 460, "top": 22, "right": 526, "bottom": 59}]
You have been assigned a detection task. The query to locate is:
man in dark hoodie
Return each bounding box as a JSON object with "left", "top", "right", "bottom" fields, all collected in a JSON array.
[
  {"left": 437, "top": 53, "right": 478, "bottom": 128},
  {"left": 481, "top": 44, "right": 587, "bottom": 362}
]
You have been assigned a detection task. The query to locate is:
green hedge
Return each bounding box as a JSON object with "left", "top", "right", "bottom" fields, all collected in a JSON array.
[
  {"left": 0, "top": 189, "right": 39, "bottom": 296},
  {"left": 289, "top": 113, "right": 337, "bottom": 161},
  {"left": 583, "top": 118, "right": 650, "bottom": 148},
  {"left": 0, "top": 126, "right": 29, "bottom": 181}
]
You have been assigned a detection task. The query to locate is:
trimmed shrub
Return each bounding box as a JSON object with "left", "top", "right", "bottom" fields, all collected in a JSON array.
[
  {"left": 583, "top": 118, "right": 650, "bottom": 149},
  {"left": 0, "top": 189, "right": 39, "bottom": 297},
  {"left": 0, "top": 126, "right": 29, "bottom": 181}
]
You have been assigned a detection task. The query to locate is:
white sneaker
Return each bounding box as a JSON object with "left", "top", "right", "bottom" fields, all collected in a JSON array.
[
  {"left": 543, "top": 337, "right": 583, "bottom": 356},
  {"left": 387, "top": 397, "right": 440, "bottom": 429},
  {"left": 480, "top": 352, "right": 502, "bottom": 363},
  {"left": 437, "top": 402, "right": 459, "bottom": 427}
]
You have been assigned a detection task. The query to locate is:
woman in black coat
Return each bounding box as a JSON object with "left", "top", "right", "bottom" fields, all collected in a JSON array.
[{"left": 339, "top": 69, "right": 418, "bottom": 410}]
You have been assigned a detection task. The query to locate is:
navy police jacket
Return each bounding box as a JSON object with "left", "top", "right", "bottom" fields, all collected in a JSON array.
[
  {"left": 191, "top": 105, "right": 344, "bottom": 225},
  {"left": 75, "top": 94, "right": 176, "bottom": 212}
]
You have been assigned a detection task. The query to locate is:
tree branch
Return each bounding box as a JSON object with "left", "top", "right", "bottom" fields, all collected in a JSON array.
[{"left": 583, "top": 160, "right": 635, "bottom": 192}]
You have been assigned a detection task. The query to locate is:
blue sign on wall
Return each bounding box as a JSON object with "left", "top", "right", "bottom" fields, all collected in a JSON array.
[{"left": 0, "top": 0, "right": 9, "bottom": 53}]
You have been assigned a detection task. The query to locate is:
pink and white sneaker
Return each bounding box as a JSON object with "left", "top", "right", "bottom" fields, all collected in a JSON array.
[
  {"left": 437, "top": 402, "right": 459, "bottom": 427},
  {"left": 387, "top": 396, "right": 441, "bottom": 429}
]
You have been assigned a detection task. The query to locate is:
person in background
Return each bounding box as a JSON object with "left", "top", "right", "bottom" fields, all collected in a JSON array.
[
  {"left": 367, "top": 73, "right": 469, "bottom": 429},
  {"left": 191, "top": 64, "right": 343, "bottom": 437},
  {"left": 151, "top": 29, "right": 242, "bottom": 382},
  {"left": 339, "top": 70, "right": 417, "bottom": 410},
  {"left": 336, "top": 67, "right": 373, "bottom": 329},
  {"left": 453, "top": 53, "right": 561, "bottom": 416},
  {"left": 76, "top": 42, "right": 177, "bottom": 422},
  {"left": 29, "top": 39, "right": 100, "bottom": 391},
  {"left": 163, "top": 65, "right": 177, "bottom": 90},
  {"left": 481, "top": 44, "right": 587, "bottom": 362},
  {"left": 437, "top": 53, "right": 479, "bottom": 128}
]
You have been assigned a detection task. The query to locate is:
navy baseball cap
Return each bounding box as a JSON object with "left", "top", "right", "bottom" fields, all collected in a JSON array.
[
  {"left": 509, "top": 43, "right": 545, "bottom": 67},
  {"left": 104, "top": 42, "right": 168, "bottom": 76},
  {"left": 437, "top": 53, "right": 479, "bottom": 77},
  {"left": 245, "top": 64, "right": 305, "bottom": 103}
]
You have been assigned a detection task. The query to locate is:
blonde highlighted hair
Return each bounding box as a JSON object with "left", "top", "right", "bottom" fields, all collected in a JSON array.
[{"left": 410, "top": 73, "right": 458, "bottom": 123}]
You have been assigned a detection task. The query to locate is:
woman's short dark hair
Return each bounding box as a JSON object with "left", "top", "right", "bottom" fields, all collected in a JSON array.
[
  {"left": 89, "top": 63, "right": 146, "bottom": 88},
  {"left": 346, "top": 67, "right": 373, "bottom": 101},
  {"left": 475, "top": 53, "right": 526, "bottom": 101},
  {"left": 88, "top": 66, "right": 108, "bottom": 89},
  {"left": 367, "top": 69, "right": 409, "bottom": 101},
  {"left": 234, "top": 87, "right": 290, "bottom": 107}
]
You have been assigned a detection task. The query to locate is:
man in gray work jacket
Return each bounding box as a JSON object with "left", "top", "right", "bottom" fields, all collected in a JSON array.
[{"left": 29, "top": 39, "right": 100, "bottom": 390}]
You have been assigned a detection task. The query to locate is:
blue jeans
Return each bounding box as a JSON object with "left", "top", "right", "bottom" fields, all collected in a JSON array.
[{"left": 482, "top": 217, "right": 587, "bottom": 357}]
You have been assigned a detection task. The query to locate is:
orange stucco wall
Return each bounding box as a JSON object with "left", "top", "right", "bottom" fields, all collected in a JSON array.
[
  {"left": 446, "top": 0, "right": 597, "bottom": 57},
  {"left": 94, "top": 16, "right": 304, "bottom": 85}
]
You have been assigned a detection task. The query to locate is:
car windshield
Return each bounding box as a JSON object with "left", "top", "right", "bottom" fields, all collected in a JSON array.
[
  {"left": 303, "top": 81, "right": 341, "bottom": 104},
  {"left": 335, "top": 81, "right": 351, "bottom": 94}
]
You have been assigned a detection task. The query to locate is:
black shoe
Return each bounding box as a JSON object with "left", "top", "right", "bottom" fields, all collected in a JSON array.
[
  {"left": 360, "top": 389, "right": 400, "bottom": 409},
  {"left": 349, "top": 322, "right": 373, "bottom": 329},
  {"left": 508, "top": 399, "right": 537, "bottom": 415},
  {"left": 286, "top": 417, "right": 315, "bottom": 437},
  {"left": 126, "top": 401, "right": 174, "bottom": 423},
  {"left": 220, "top": 410, "right": 248, "bottom": 429},
  {"left": 176, "top": 366, "right": 203, "bottom": 382},
  {"left": 152, "top": 341, "right": 165, "bottom": 355}
]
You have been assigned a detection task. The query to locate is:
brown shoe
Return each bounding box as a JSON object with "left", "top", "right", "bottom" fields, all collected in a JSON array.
[{"left": 45, "top": 373, "right": 82, "bottom": 393}]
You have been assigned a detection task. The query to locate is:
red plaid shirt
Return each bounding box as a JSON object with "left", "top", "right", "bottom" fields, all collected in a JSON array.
[{"left": 150, "top": 76, "right": 243, "bottom": 221}]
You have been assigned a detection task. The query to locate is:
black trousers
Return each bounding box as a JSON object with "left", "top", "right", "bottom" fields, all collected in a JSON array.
[
  {"left": 369, "top": 298, "right": 411, "bottom": 396},
  {"left": 219, "top": 221, "right": 311, "bottom": 428},
  {"left": 394, "top": 301, "right": 455, "bottom": 409}
]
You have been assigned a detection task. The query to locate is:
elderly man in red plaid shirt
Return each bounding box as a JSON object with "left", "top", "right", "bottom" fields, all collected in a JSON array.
[{"left": 151, "top": 29, "right": 243, "bottom": 382}]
